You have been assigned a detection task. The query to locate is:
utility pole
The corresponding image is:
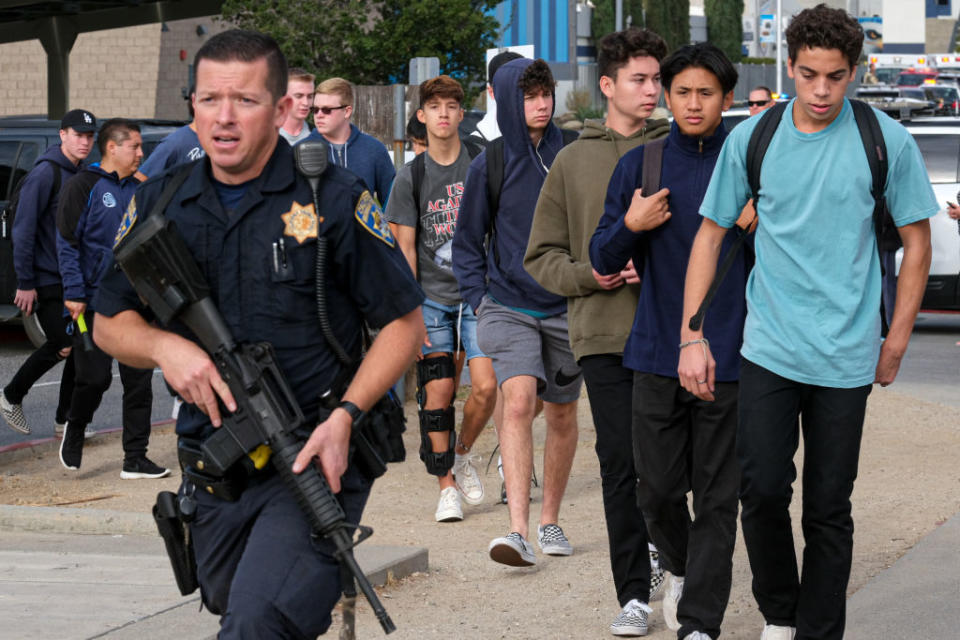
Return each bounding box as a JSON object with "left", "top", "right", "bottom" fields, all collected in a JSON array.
[{"left": 776, "top": 0, "right": 783, "bottom": 96}]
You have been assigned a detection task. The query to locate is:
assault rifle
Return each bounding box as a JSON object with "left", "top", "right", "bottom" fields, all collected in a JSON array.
[{"left": 113, "top": 211, "right": 395, "bottom": 634}]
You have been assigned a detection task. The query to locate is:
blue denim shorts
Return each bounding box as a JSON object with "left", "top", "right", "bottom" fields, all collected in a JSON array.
[{"left": 422, "top": 297, "right": 486, "bottom": 360}]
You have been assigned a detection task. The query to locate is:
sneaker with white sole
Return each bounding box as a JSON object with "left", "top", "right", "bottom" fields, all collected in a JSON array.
[
  {"left": 120, "top": 456, "right": 171, "bottom": 479},
  {"left": 649, "top": 545, "right": 665, "bottom": 600},
  {"left": 683, "top": 632, "right": 712, "bottom": 640},
  {"left": 662, "top": 574, "right": 684, "bottom": 631},
  {"left": 452, "top": 453, "right": 484, "bottom": 505},
  {"left": 537, "top": 523, "right": 573, "bottom": 556},
  {"left": 59, "top": 422, "right": 86, "bottom": 470},
  {"left": 488, "top": 531, "right": 536, "bottom": 566},
  {"left": 0, "top": 392, "right": 29, "bottom": 435},
  {"left": 760, "top": 624, "right": 796, "bottom": 640},
  {"left": 434, "top": 486, "right": 463, "bottom": 522},
  {"left": 610, "top": 599, "right": 652, "bottom": 636}
]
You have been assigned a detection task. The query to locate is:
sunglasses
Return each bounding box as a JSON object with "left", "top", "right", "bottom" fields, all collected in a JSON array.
[
  {"left": 747, "top": 100, "right": 771, "bottom": 107},
  {"left": 312, "top": 105, "right": 348, "bottom": 115}
]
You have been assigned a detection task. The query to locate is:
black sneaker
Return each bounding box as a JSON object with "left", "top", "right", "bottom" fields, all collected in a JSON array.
[
  {"left": 59, "top": 422, "right": 85, "bottom": 470},
  {"left": 121, "top": 456, "right": 171, "bottom": 480}
]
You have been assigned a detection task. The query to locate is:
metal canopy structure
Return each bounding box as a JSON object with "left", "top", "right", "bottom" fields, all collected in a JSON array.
[{"left": 0, "top": 0, "right": 224, "bottom": 118}]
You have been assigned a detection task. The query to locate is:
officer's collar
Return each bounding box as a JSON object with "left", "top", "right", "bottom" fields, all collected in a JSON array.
[{"left": 177, "top": 137, "right": 296, "bottom": 202}]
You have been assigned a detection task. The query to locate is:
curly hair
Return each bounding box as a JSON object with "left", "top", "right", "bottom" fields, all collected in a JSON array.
[
  {"left": 518, "top": 59, "right": 556, "bottom": 96},
  {"left": 598, "top": 27, "right": 668, "bottom": 80},
  {"left": 785, "top": 3, "right": 864, "bottom": 69}
]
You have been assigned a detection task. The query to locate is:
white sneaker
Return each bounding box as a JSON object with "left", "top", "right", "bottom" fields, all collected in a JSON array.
[
  {"left": 662, "top": 574, "right": 684, "bottom": 631},
  {"left": 488, "top": 531, "right": 536, "bottom": 566},
  {"left": 452, "top": 453, "right": 484, "bottom": 505},
  {"left": 610, "top": 599, "right": 652, "bottom": 636},
  {"left": 434, "top": 486, "right": 463, "bottom": 522},
  {"left": 760, "top": 624, "right": 796, "bottom": 640},
  {"left": 683, "top": 633, "right": 712, "bottom": 640}
]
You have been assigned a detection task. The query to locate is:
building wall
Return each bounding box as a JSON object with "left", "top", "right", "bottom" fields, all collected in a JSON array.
[
  {"left": 0, "top": 24, "right": 162, "bottom": 118},
  {"left": 884, "top": 0, "right": 927, "bottom": 52},
  {"left": 155, "top": 17, "right": 230, "bottom": 120}
]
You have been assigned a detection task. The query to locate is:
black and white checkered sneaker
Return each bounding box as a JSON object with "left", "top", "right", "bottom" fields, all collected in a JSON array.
[
  {"left": 0, "top": 392, "right": 30, "bottom": 434},
  {"left": 610, "top": 598, "right": 652, "bottom": 637},
  {"left": 537, "top": 523, "right": 573, "bottom": 556},
  {"left": 649, "top": 546, "right": 665, "bottom": 599}
]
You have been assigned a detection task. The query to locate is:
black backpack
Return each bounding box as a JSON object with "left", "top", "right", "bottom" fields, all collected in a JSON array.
[
  {"left": 689, "top": 99, "right": 896, "bottom": 335},
  {"left": 1, "top": 159, "right": 62, "bottom": 242}
]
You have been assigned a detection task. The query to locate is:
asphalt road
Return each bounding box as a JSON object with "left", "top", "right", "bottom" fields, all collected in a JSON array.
[
  {"left": 0, "top": 312, "right": 957, "bottom": 450},
  {"left": 0, "top": 324, "right": 175, "bottom": 450}
]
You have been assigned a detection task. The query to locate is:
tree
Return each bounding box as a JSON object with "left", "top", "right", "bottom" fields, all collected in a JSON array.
[
  {"left": 705, "top": 0, "right": 744, "bottom": 63},
  {"left": 219, "top": 0, "right": 500, "bottom": 95},
  {"left": 590, "top": 0, "right": 645, "bottom": 41},
  {"left": 642, "top": 0, "right": 690, "bottom": 53}
]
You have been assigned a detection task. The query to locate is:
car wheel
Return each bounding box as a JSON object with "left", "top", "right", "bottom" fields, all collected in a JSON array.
[{"left": 22, "top": 312, "right": 47, "bottom": 348}]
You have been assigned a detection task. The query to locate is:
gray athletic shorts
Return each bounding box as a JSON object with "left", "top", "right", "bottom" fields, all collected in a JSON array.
[{"left": 476, "top": 296, "right": 583, "bottom": 403}]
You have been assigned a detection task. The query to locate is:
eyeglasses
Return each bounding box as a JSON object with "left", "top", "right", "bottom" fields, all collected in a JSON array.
[
  {"left": 747, "top": 100, "right": 772, "bottom": 107},
  {"left": 311, "top": 105, "right": 348, "bottom": 115}
]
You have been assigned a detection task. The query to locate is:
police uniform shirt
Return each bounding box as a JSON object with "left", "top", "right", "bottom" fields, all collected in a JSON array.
[{"left": 96, "top": 140, "right": 423, "bottom": 438}]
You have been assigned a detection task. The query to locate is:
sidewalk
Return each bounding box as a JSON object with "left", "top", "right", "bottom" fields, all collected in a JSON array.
[{"left": 1, "top": 387, "right": 958, "bottom": 639}]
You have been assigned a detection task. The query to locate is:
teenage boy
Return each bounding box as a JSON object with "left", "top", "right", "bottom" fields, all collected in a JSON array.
[
  {"left": 384, "top": 75, "right": 496, "bottom": 522},
  {"left": 591, "top": 43, "right": 742, "bottom": 640},
  {"left": 0, "top": 109, "right": 95, "bottom": 436},
  {"left": 524, "top": 27, "right": 669, "bottom": 637},
  {"left": 56, "top": 119, "right": 170, "bottom": 479},
  {"left": 306, "top": 77, "right": 395, "bottom": 205},
  {"left": 453, "top": 58, "right": 581, "bottom": 567},
  {"left": 279, "top": 67, "right": 315, "bottom": 145},
  {"left": 469, "top": 50, "right": 524, "bottom": 143},
  {"left": 680, "top": 6, "right": 935, "bottom": 640}
]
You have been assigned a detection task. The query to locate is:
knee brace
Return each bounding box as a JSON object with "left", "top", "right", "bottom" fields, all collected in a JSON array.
[{"left": 416, "top": 355, "right": 456, "bottom": 476}]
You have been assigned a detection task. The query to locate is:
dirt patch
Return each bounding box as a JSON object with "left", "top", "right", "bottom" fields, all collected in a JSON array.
[{"left": 1, "top": 387, "right": 958, "bottom": 639}]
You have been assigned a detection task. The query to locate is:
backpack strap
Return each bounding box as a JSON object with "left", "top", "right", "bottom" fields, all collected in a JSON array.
[
  {"left": 850, "top": 98, "right": 892, "bottom": 337},
  {"left": 746, "top": 101, "right": 788, "bottom": 206},
  {"left": 408, "top": 152, "right": 426, "bottom": 281},
  {"left": 689, "top": 106, "right": 786, "bottom": 332}
]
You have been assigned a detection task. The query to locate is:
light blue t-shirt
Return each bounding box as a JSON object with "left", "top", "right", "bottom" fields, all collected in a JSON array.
[{"left": 700, "top": 99, "right": 937, "bottom": 387}]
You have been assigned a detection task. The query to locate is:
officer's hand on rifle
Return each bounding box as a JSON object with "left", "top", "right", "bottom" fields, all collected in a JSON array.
[
  {"left": 154, "top": 334, "right": 236, "bottom": 427},
  {"left": 64, "top": 300, "right": 86, "bottom": 321},
  {"left": 292, "top": 408, "right": 353, "bottom": 493},
  {"left": 624, "top": 187, "right": 671, "bottom": 232},
  {"left": 677, "top": 335, "right": 716, "bottom": 402}
]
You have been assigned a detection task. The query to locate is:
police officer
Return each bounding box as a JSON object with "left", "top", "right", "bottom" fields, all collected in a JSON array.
[{"left": 92, "top": 30, "right": 424, "bottom": 638}]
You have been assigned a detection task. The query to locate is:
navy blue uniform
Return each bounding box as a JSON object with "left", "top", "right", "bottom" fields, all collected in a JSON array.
[{"left": 96, "top": 140, "right": 423, "bottom": 638}]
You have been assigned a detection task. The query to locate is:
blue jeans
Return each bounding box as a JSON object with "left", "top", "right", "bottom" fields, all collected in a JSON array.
[{"left": 421, "top": 297, "right": 485, "bottom": 360}]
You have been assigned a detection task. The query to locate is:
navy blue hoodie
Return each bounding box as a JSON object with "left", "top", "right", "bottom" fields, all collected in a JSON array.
[
  {"left": 452, "top": 58, "right": 568, "bottom": 315},
  {"left": 303, "top": 123, "right": 396, "bottom": 206},
  {"left": 590, "top": 121, "right": 748, "bottom": 381},
  {"left": 11, "top": 145, "right": 84, "bottom": 290},
  {"left": 56, "top": 165, "right": 139, "bottom": 309}
]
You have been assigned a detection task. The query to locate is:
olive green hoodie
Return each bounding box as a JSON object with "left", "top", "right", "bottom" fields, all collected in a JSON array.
[{"left": 524, "top": 116, "right": 670, "bottom": 360}]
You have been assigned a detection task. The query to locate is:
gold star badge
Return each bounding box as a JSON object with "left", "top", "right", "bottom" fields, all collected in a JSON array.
[{"left": 281, "top": 201, "right": 322, "bottom": 244}]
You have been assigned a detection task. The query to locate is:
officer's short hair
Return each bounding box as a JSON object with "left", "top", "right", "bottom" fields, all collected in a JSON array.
[
  {"left": 194, "top": 29, "right": 287, "bottom": 102},
  {"left": 316, "top": 78, "right": 354, "bottom": 108},
  {"left": 419, "top": 75, "right": 464, "bottom": 108},
  {"left": 97, "top": 118, "right": 140, "bottom": 155},
  {"left": 598, "top": 27, "right": 668, "bottom": 81},
  {"left": 661, "top": 42, "right": 739, "bottom": 95}
]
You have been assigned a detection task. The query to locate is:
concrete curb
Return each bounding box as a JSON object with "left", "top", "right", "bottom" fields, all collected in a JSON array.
[{"left": 0, "top": 504, "right": 156, "bottom": 535}]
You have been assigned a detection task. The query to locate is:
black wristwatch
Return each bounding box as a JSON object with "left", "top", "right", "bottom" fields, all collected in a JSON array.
[{"left": 337, "top": 400, "right": 364, "bottom": 425}]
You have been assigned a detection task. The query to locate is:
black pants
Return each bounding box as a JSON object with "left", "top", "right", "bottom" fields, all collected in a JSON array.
[
  {"left": 579, "top": 355, "right": 651, "bottom": 606},
  {"left": 632, "top": 373, "right": 739, "bottom": 640},
  {"left": 4, "top": 283, "right": 75, "bottom": 423},
  {"left": 738, "top": 359, "right": 870, "bottom": 640},
  {"left": 68, "top": 313, "right": 153, "bottom": 459}
]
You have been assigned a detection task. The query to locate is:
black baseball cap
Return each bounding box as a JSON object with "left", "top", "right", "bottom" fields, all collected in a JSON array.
[{"left": 60, "top": 109, "right": 97, "bottom": 133}]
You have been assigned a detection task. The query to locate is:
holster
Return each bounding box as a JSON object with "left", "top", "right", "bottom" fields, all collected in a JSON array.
[
  {"left": 177, "top": 438, "right": 248, "bottom": 502},
  {"left": 152, "top": 491, "right": 198, "bottom": 596}
]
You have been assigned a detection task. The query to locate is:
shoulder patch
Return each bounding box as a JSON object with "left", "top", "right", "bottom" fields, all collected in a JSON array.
[
  {"left": 113, "top": 195, "right": 137, "bottom": 247},
  {"left": 354, "top": 190, "right": 395, "bottom": 247}
]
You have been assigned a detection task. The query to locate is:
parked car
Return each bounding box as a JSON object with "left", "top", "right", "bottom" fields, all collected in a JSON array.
[
  {"left": 898, "top": 125, "right": 960, "bottom": 311},
  {"left": 0, "top": 117, "right": 185, "bottom": 344}
]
